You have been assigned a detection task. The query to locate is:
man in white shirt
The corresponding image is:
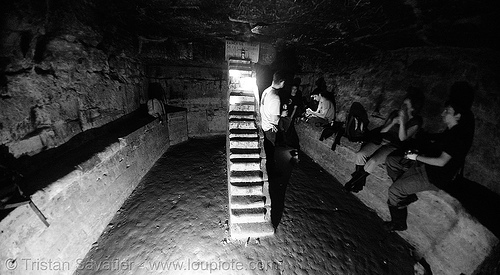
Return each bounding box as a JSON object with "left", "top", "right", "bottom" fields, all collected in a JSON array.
[
  {"left": 260, "top": 71, "right": 285, "bottom": 172},
  {"left": 305, "top": 91, "right": 336, "bottom": 126},
  {"left": 260, "top": 71, "right": 285, "bottom": 144}
]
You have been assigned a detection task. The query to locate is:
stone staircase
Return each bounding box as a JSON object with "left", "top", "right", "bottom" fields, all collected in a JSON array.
[{"left": 227, "top": 60, "right": 274, "bottom": 239}]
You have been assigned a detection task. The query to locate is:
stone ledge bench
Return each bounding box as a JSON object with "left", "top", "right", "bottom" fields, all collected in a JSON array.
[
  {"left": 296, "top": 121, "right": 498, "bottom": 275},
  {"left": 0, "top": 107, "right": 187, "bottom": 275}
]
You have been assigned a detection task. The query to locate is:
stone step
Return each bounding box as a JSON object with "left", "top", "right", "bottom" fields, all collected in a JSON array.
[
  {"left": 228, "top": 118, "right": 255, "bottom": 123},
  {"left": 229, "top": 128, "right": 258, "bottom": 134},
  {"left": 230, "top": 221, "right": 274, "bottom": 239},
  {"left": 230, "top": 208, "right": 266, "bottom": 223},
  {"left": 229, "top": 113, "right": 255, "bottom": 120},
  {"left": 230, "top": 147, "right": 260, "bottom": 154},
  {"left": 230, "top": 195, "right": 266, "bottom": 209},
  {"left": 229, "top": 138, "right": 259, "bottom": 149},
  {"left": 228, "top": 121, "right": 256, "bottom": 130},
  {"left": 230, "top": 170, "right": 263, "bottom": 182},
  {"left": 228, "top": 110, "right": 255, "bottom": 115},
  {"left": 228, "top": 111, "right": 255, "bottom": 121},
  {"left": 229, "top": 160, "right": 260, "bottom": 171},
  {"left": 229, "top": 95, "right": 255, "bottom": 104},
  {"left": 229, "top": 183, "right": 263, "bottom": 196},
  {"left": 229, "top": 152, "right": 260, "bottom": 159},
  {"left": 229, "top": 148, "right": 261, "bottom": 159},
  {"left": 230, "top": 157, "right": 260, "bottom": 162},
  {"left": 229, "top": 104, "right": 255, "bottom": 112},
  {"left": 229, "top": 131, "right": 258, "bottom": 139},
  {"left": 230, "top": 90, "right": 255, "bottom": 96}
]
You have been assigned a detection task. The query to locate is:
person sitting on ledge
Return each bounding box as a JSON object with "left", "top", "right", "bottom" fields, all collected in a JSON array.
[
  {"left": 344, "top": 89, "right": 424, "bottom": 193},
  {"left": 147, "top": 97, "right": 166, "bottom": 124},
  {"left": 385, "top": 82, "right": 476, "bottom": 183},
  {"left": 384, "top": 96, "right": 474, "bottom": 232},
  {"left": 304, "top": 91, "right": 336, "bottom": 127}
]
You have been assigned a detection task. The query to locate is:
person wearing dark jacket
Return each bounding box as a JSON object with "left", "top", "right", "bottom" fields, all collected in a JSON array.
[{"left": 384, "top": 97, "right": 474, "bottom": 231}]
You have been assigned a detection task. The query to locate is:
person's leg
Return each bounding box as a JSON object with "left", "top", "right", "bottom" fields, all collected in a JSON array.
[
  {"left": 285, "top": 122, "right": 300, "bottom": 150},
  {"left": 364, "top": 144, "right": 397, "bottom": 173},
  {"left": 355, "top": 142, "right": 380, "bottom": 166},
  {"left": 386, "top": 164, "right": 438, "bottom": 231},
  {"left": 385, "top": 149, "right": 413, "bottom": 182},
  {"left": 307, "top": 117, "right": 328, "bottom": 127},
  {"left": 345, "top": 142, "right": 380, "bottom": 192},
  {"left": 348, "top": 145, "right": 397, "bottom": 192},
  {"left": 263, "top": 130, "right": 277, "bottom": 177},
  {"left": 385, "top": 150, "right": 406, "bottom": 182},
  {"left": 388, "top": 164, "right": 437, "bottom": 207},
  {"left": 385, "top": 150, "right": 420, "bottom": 205}
]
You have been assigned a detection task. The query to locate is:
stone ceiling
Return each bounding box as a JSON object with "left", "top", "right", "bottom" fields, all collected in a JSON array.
[
  {"left": 91, "top": 0, "right": 499, "bottom": 55},
  {"left": 2, "top": 0, "right": 499, "bottom": 65}
]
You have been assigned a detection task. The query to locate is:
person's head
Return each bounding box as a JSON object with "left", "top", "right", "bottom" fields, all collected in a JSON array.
[
  {"left": 442, "top": 99, "right": 468, "bottom": 128},
  {"left": 403, "top": 87, "right": 425, "bottom": 117},
  {"left": 291, "top": 85, "right": 298, "bottom": 96},
  {"left": 272, "top": 71, "right": 285, "bottom": 89},
  {"left": 310, "top": 90, "right": 321, "bottom": 102}
]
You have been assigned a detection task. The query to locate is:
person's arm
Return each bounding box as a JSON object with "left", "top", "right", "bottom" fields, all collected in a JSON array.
[
  {"left": 406, "top": 151, "right": 452, "bottom": 167},
  {"left": 380, "top": 119, "right": 397, "bottom": 133},
  {"left": 290, "top": 105, "right": 298, "bottom": 118},
  {"left": 310, "top": 110, "right": 326, "bottom": 118},
  {"left": 311, "top": 101, "right": 323, "bottom": 116},
  {"left": 310, "top": 99, "right": 327, "bottom": 118},
  {"left": 399, "top": 124, "right": 419, "bottom": 141},
  {"left": 269, "top": 97, "right": 281, "bottom": 132},
  {"left": 396, "top": 110, "right": 410, "bottom": 140},
  {"left": 379, "top": 110, "right": 398, "bottom": 133}
]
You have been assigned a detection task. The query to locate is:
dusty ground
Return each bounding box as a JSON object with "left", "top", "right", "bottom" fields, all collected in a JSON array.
[{"left": 75, "top": 136, "right": 417, "bottom": 275}]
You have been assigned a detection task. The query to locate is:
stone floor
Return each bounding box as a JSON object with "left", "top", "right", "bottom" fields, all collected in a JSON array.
[{"left": 75, "top": 136, "right": 420, "bottom": 274}]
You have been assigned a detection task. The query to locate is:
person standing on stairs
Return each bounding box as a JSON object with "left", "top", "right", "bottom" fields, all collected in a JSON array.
[
  {"left": 260, "top": 71, "right": 286, "bottom": 175},
  {"left": 344, "top": 89, "right": 424, "bottom": 193}
]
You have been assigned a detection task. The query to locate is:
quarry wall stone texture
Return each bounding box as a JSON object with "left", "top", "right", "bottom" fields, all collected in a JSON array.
[
  {"left": 296, "top": 122, "right": 498, "bottom": 275},
  {"left": 1, "top": 2, "right": 146, "bottom": 158},
  {"left": 296, "top": 47, "right": 500, "bottom": 195},
  {"left": 146, "top": 65, "right": 228, "bottom": 137},
  {"left": 0, "top": 117, "right": 170, "bottom": 275}
]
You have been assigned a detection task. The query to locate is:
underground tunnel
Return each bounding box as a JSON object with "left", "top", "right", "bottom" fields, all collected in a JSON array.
[{"left": 1, "top": 0, "right": 500, "bottom": 274}]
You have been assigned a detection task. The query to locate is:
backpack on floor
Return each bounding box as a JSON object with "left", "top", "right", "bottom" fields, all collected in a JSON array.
[{"left": 344, "top": 102, "right": 369, "bottom": 142}]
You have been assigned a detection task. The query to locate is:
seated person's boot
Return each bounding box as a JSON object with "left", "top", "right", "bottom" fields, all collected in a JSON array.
[
  {"left": 345, "top": 165, "right": 368, "bottom": 192},
  {"left": 398, "top": 194, "right": 418, "bottom": 207},
  {"left": 344, "top": 165, "right": 364, "bottom": 191},
  {"left": 384, "top": 205, "right": 408, "bottom": 231},
  {"left": 350, "top": 172, "right": 369, "bottom": 193}
]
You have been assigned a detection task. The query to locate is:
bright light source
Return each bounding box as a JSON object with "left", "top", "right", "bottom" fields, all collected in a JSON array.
[
  {"left": 229, "top": 65, "right": 258, "bottom": 103},
  {"left": 229, "top": 76, "right": 257, "bottom": 105},
  {"left": 239, "top": 76, "right": 256, "bottom": 92},
  {"left": 228, "top": 69, "right": 241, "bottom": 78}
]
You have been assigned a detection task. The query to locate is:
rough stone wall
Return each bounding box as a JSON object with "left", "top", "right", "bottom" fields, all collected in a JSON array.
[
  {"left": 1, "top": 1, "right": 146, "bottom": 158},
  {"left": 145, "top": 65, "right": 228, "bottom": 137},
  {"left": 0, "top": 117, "right": 170, "bottom": 275},
  {"left": 295, "top": 122, "right": 498, "bottom": 275},
  {"left": 296, "top": 47, "right": 500, "bottom": 195}
]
